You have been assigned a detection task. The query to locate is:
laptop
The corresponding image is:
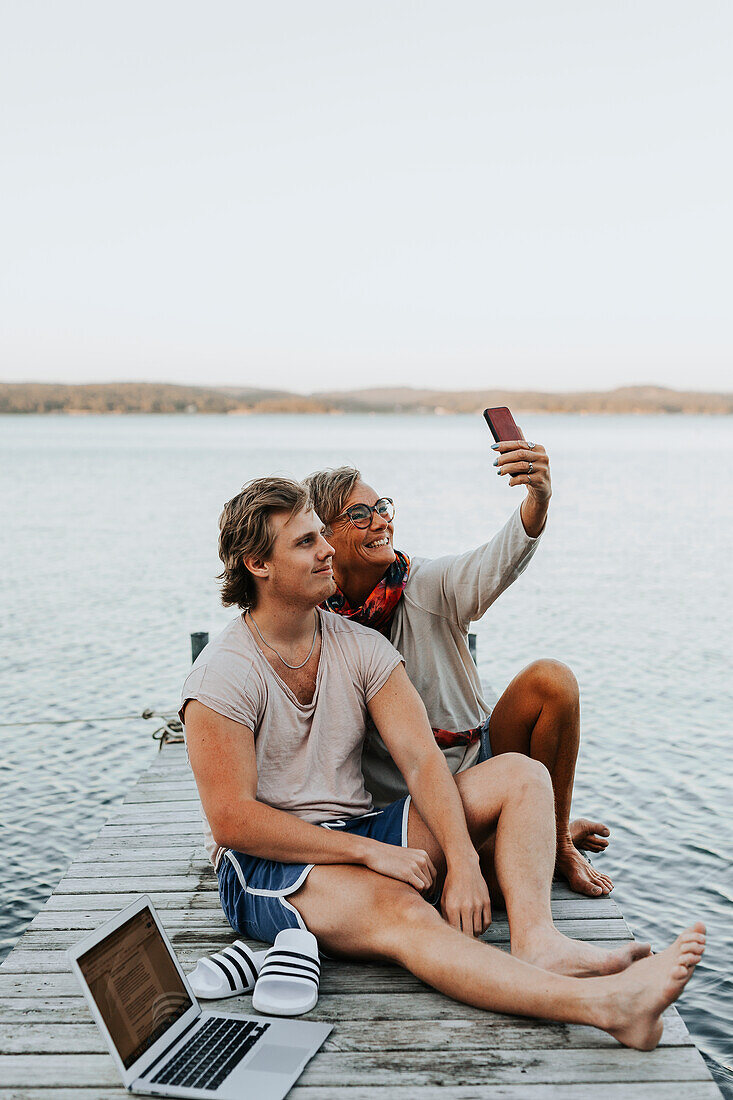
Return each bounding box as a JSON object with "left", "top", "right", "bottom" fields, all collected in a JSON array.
[{"left": 67, "top": 895, "right": 332, "bottom": 1098}]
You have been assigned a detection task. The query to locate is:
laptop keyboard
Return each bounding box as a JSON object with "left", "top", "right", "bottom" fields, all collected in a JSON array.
[{"left": 150, "top": 1017, "right": 271, "bottom": 1092}]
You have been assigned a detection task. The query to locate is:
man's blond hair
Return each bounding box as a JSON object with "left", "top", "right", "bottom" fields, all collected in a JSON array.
[
  {"left": 218, "top": 477, "right": 311, "bottom": 609},
  {"left": 303, "top": 466, "right": 361, "bottom": 530}
]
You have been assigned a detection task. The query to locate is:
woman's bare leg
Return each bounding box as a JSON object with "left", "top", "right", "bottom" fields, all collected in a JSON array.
[
  {"left": 408, "top": 753, "right": 647, "bottom": 977},
  {"left": 488, "top": 658, "right": 612, "bottom": 897}
]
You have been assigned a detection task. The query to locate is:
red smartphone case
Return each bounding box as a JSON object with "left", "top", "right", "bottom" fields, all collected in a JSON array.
[{"left": 483, "top": 407, "right": 524, "bottom": 443}]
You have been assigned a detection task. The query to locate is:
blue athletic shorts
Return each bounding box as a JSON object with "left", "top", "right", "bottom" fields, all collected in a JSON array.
[{"left": 217, "top": 796, "right": 411, "bottom": 944}]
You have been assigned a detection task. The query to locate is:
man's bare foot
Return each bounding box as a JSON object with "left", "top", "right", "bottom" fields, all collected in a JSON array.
[
  {"left": 513, "top": 926, "right": 651, "bottom": 977},
  {"left": 570, "top": 818, "right": 610, "bottom": 853},
  {"left": 556, "top": 842, "right": 614, "bottom": 897},
  {"left": 595, "top": 923, "right": 706, "bottom": 1050}
]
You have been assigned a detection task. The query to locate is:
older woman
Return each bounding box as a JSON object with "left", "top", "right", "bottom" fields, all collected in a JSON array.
[{"left": 304, "top": 443, "right": 612, "bottom": 898}]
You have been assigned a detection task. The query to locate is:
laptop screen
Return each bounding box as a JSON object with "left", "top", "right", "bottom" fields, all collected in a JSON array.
[{"left": 77, "top": 905, "right": 193, "bottom": 1069}]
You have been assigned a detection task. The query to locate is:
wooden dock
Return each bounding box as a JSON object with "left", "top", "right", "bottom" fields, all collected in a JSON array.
[{"left": 0, "top": 741, "right": 721, "bottom": 1098}]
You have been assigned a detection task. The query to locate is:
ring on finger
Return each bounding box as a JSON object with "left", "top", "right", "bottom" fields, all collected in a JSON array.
[
  {"left": 527, "top": 441, "right": 536, "bottom": 449},
  {"left": 527, "top": 460, "right": 534, "bottom": 475}
]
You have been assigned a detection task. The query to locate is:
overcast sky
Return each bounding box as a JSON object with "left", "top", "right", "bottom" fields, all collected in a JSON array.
[{"left": 1, "top": 2, "right": 731, "bottom": 393}]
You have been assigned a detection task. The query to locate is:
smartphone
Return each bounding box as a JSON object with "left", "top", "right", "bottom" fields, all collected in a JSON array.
[{"left": 483, "top": 407, "right": 524, "bottom": 443}]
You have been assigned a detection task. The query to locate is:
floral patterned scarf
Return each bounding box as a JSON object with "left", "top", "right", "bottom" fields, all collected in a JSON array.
[
  {"left": 322, "top": 550, "right": 411, "bottom": 637},
  {"left": 323, "top": 551, "right": 483, "bottom": 749}
]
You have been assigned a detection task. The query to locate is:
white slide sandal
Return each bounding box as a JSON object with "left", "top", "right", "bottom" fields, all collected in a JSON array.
[
  {"left": 187, "top": 941, "right": 268, "bottom": 999},
  {"left": 252, "top": 928, "right": 320, "bottom": 1017}
]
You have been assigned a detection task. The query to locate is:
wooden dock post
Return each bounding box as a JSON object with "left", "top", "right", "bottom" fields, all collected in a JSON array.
[{"left": 190, "top": 631, "right": 209, "bottom": 663}]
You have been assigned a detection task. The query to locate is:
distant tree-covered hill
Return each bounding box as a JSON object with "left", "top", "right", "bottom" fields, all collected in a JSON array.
[
  {"left": 0, "top": 382, "right": 245, "bottom": 414},
  {"left": 1, "top": 381, "right": 731, "bottom": 415}
]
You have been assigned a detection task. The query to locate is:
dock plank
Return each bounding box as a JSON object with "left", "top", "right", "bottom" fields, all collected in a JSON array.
[
  {"left": 0, "top": 1010, "right": 692, "bottom": 1049},
  {"left": 0, "top": 950, "right": 647, "bottom": 998},
  {"left": 0, "top": 1087, "right": 724, "bottom": 1100},
  {"left": 0, "top": 1048, "right": 716, "bottom": 1087},
  {"left": 0, "top": 742, "right": 719, "bottom": 1097}
]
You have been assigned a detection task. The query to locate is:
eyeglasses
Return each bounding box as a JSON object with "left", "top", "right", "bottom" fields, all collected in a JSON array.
[{"left": 333, "top": 497, "right": 395, "bottom": 529}]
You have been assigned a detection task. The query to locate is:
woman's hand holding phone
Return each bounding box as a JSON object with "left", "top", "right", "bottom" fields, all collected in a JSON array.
[{"left": 483, "top": 407, "right": 552, "bottom": 536}]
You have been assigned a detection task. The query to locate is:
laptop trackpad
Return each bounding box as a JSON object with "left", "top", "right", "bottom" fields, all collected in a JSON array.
[{"left": 247, "top": 1044, "right": 312, "bottom": 1075}]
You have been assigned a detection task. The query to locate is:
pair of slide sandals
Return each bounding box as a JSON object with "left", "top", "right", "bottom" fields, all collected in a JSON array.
[{"left": 187, "top": 928, "right": 320, "bottom": 1017}]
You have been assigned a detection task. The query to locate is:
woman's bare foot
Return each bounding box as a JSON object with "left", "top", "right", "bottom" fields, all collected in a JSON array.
[
  {"left": 595, "top": 923, "right": 706, "bottom": 1050},
  {"left": 570, "top": 818, "right": 610, "bottom": 853},
  {"left": 513, "top": 926, "right": 651, "bottom": 977},
  {"left": 556, "top": 841, "right": 614, "bottom": 897}
]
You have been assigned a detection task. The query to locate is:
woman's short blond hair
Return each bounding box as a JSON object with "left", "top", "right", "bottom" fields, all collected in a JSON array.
[
  {"left": 303, "top": 466, "right": 361, "bottom": 530},
  {"left": 218, "top": 476, "right": 311, "bottom": 609}
]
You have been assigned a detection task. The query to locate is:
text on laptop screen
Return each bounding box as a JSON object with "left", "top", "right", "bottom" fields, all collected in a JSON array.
[{"left": 78, "top": 907, "right": 193, "bottom": 1068}]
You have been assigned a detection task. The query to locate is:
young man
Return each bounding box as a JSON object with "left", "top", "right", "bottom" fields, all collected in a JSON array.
[{"left": 180, "top": 476, "right": 705, "bottom": 1050}]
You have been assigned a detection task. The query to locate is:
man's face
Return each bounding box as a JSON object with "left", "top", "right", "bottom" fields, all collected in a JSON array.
[
  {"left": 263, "top": 507, "right": 336, "bottom": 606},
  {"left": 327, "top": 480, "right": 396, "bottom": 574}
]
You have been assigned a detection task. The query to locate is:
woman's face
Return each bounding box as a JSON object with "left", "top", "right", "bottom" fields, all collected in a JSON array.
[{"left": 327, "top": 480, "right": 397, "bottom": 576}]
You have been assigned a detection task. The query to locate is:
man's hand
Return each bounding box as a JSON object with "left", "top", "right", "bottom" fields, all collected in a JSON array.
[
  {"left": 441, "top": 853, "right": 492, "bottom": 937},
  {"left": 493, "top": 439, "right": 551, "bottom": 538},
  {"left": 362, "top": 840, "right": 437, "bottom": 894},
  {"left": 368, "top": 666, "right": 493, "bottom": 926}
]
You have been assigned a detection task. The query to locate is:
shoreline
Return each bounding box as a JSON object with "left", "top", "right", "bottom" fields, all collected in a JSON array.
[
  {"left": 2, "top": 407, "right": 732, "bottom": 417},
  {"left": 2, "top": 382, "right": 732, "bottom": 417}
]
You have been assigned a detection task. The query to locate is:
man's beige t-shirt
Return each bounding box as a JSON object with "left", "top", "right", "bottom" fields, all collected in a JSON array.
[{"left": 179, "top": 608, "right": 403, "bottom": 868}]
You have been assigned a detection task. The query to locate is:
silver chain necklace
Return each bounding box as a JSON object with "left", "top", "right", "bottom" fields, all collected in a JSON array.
[{"left": 247, "top": 610, "right": 319, "bottom": 670}]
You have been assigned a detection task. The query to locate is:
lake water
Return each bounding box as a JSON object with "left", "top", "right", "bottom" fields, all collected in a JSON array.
[{"left": 1, "top": 412, "right": 731, "bottom": 1093}]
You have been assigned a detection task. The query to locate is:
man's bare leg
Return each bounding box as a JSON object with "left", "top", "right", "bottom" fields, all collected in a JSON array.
[
  {"left": 288, "top": 861, "right": 706, "bottom": 1051},
  {"left": 488, "top": 658, "right": 613, "bottom": 897},
  {"left": 409, "top": 753, "right": 645, "bottom": 976}
]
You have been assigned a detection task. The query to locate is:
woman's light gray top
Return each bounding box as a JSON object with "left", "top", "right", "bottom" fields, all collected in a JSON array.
[{"left": 361, "top": 505, "right": 542, "bottom": 806}]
